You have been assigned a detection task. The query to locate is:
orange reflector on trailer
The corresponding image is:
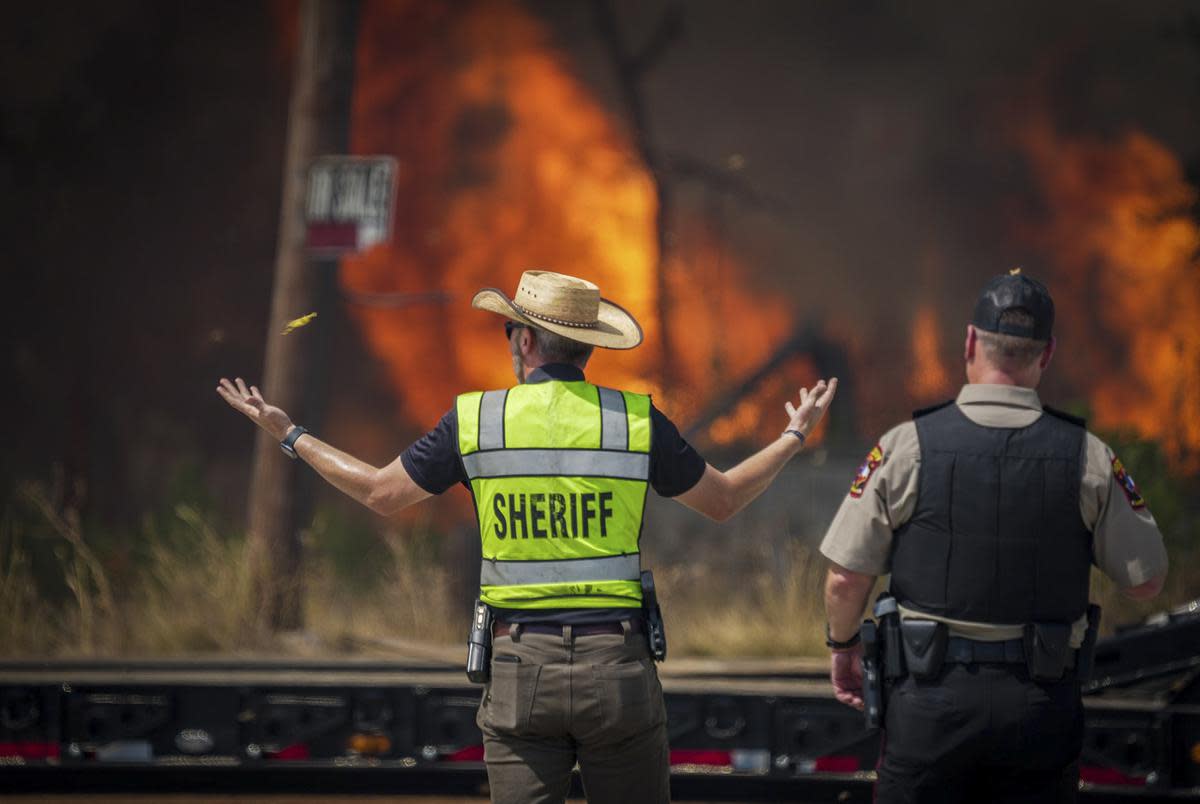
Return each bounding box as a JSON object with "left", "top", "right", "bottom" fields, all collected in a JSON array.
[{"left": 349, "top": 734, "right": 391, "bottom": 756}]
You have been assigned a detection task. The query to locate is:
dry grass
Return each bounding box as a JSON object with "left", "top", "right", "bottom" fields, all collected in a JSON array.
[
  {"left": 0, "top": 484, "right": 1193, "bottom": 659},
  {"left": 305, "top": 532, "right": 461, "bottom": 653},
  {"left": 657, "top": 542, "right": 831, "bottom": 657},
  {"left": 0, "top": 524, "right": 52, "bottom": 654},
  {"left": 131, "top": 504, "right": 264, "bottom": 654},
  {"left": 0, "top": 490, "right": 464, "bottom": 658}
]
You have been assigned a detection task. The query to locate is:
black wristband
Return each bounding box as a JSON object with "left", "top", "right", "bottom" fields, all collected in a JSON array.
[
  {"left": 280, "top": 425, "right": 310, "bottom": 460},
  {"left": 784, "top": 429, "right": 807, "bottom": 446},
  {"left": 825, "top": 623, "right": 861, "bottom": 650}
]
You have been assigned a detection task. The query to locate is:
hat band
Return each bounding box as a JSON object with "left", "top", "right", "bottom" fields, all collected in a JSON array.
[{"left": 513, "top": 301, "right": 598, "bottom": 329}]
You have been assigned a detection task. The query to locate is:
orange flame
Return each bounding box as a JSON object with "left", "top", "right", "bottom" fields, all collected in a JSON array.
[
  {"left": 906, "top": 304, "right": 953, "bottom": 403},
  {"left": 339, "top": 0, "right": 798, "bottom": 445},
  {"left": 1020, "top": 118, "right": 1200, "bottom": 469},
  {"left": 342, "top": 0, "right": 660, "bottom": 428},
  {"left": 659, "top": 217, "right": 795, "bottom": 435}
]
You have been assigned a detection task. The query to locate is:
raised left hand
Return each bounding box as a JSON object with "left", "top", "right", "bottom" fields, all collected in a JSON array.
[{"left": 784, "top": 377, "right": 839, "bottom": 438}]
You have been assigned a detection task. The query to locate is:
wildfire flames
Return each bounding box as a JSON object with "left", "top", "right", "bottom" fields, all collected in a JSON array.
[
  {"left": 1020, "top": 118, "right": 1200, "bottom": 470},
  {"left": 296, "top": 1, "right": 1198, "bottom": 469},
  {"left": 340, "top": 0, "right": 796, "bottom": 444},
  {"left": 907, "top": 304, "right": 954, "bottom": 404}
]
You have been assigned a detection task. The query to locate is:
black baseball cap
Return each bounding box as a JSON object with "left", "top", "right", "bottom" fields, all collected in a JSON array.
[{"left": 972, "top": 271, "right": 1054, "bottom": 340}]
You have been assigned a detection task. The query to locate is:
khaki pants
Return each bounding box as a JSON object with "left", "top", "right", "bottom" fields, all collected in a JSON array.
[{"left": 477, "top": 623, "right": 670, "bottom": 804}]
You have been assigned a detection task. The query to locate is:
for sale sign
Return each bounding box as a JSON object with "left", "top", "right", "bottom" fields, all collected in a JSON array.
[{"left": 305, "top": 156, "right": 397, "bottom": 255}]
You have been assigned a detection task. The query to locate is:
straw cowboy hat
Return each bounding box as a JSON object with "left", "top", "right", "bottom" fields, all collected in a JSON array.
[{"left": 472, "top": 270, "right": 643, "bottom": 350}]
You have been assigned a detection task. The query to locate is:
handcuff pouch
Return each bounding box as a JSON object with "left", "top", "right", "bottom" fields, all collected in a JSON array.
[
  {"left": 1023, "top": 621, "right": 1072, "bottom": 681},
  {"left": 899, "top": 619, "right": 948, "bottom": 680}
]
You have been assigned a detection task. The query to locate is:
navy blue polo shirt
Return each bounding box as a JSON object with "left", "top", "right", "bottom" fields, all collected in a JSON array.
[{"left": 400, "top": 363, "right": 708, "bottom": 624}]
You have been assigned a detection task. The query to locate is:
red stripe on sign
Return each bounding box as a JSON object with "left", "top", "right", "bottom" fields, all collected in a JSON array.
[
  {"left": 306, "top": 222, "right": 358, "bottom": 249},
  {"left": 669, "top": 749, "right": 733, "bottom": 767},
  {"left": 1079, "top": 765, "right": 1147, "bottom": 786},
  {"left": 0, "top": 742, "right": 60, "bottom": 759}
]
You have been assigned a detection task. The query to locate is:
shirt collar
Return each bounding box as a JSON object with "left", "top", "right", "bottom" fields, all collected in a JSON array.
[
  {"left": 956, "top": 383, "right": 1043, "bottom": 411},
  {"left": 526, "top": 363, "right": 586, "bottom": 384}
]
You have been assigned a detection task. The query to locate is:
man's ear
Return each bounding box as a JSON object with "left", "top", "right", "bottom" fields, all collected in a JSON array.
[
  {"left": 1039, "top": 336, "right": 1056, "bottom": 370},
  {"left": 520, "top": 326, "right": 536, "bottom": 357},
  {"left": 964, "top": 325, "right": 977, "bottom": 362}
]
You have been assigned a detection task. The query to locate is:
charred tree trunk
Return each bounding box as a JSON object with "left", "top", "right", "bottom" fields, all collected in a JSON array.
[
  {"left": 246, "top": 0, "right": 360, "bottom": 632},
  {"left": 592, "top": 1, "right": 683, "bottom": 388}
]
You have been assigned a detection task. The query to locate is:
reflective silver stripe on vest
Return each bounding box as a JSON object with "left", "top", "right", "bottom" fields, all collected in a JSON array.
[
  {"left": 598, "top": 387, "right": 628, "bottom": 450},
  {"left": 478, "top": 390, "right": 508, "bottom": 450},
  {"left": 462, "top": 449, "right": 649, "bottom": 480},
  {"left": 480, "top": 553, "right": 641, "bottom": 586}
]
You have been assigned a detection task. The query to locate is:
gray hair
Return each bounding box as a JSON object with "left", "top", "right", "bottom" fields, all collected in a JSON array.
[
  {"left": 530, "top": 326, "right": 594, "bottom": 366},
  {"left": 975, "top": 310, "right": 1047, "bottom": 367}
]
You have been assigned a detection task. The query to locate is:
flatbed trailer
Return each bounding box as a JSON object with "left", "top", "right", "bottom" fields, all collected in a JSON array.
[{"left": 2, "top": 602, "right": 1198, "bottom": 802}]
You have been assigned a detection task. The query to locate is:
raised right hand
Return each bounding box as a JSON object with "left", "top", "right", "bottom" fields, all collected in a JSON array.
[{"left": 216, "top": 377, "right": 294, "bottom": 441}]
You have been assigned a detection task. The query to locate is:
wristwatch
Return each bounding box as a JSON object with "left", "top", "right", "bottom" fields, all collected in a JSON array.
[
  {"left": 825, "top": 622, "right": 861, "bottom": 650},
  {"left": 280, "top": 425, "right": 310, "bottom": 459}
]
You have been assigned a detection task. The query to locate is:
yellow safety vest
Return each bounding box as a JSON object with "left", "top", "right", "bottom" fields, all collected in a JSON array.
[{"left": 456, "top": 379, "right": 651, "bottom": 610}]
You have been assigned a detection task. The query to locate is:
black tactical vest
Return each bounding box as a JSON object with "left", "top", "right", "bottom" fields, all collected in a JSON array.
[{"left": 890, "top": 401, "right": 1093, "bottom": 624}]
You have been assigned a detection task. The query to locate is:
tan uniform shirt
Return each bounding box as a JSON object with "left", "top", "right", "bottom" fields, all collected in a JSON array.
[{"left": 820, "top": 384, "right": 1169, "bottom": 642}]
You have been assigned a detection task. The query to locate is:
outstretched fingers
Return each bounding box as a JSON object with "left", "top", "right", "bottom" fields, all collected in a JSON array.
[
  {"left": 216, "top": 377, "right": 241, "bottom": 402},
  {"left": 216, "top": 377, "right": 257, "bottom": 417},
  {"left": 817, "top": 377, "right": 839, "bottom": 407}
]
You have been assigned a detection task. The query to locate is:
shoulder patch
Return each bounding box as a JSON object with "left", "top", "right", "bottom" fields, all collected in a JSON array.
[
  {"left": 849, "top": 444, "right": 885, "bottom": 499},
  {"left": 1111, "top": 456, "right": 1147, "bottom": 510}
]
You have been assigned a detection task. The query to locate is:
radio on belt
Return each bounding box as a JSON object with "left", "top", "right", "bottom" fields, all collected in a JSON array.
[{"left": 465, "top": 599, "right": 494, "bottom": 684}]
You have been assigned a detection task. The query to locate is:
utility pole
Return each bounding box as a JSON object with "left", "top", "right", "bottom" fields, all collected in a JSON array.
[{"left": 246, "top": 0, "right": 361, "bottom": 631}]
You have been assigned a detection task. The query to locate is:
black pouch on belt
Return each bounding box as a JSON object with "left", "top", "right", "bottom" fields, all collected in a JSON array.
[
  {"left": 899, "top": 619, "right": 949, "bottom": 680},
  {"left": 1023, "top": 622, "right": 1072, "bottom": 681}
]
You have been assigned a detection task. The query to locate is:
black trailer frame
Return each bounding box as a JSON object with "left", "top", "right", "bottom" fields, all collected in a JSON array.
[{"left": 2, "top": 602, "right": 1198, "bottom": 801}]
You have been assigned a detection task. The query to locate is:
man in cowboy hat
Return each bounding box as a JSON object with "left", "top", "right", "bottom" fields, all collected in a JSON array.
[
  {"left": 819, "top": 271, "right": 1167, "bottom": 803},
  {"left": 218, "top": 269, "right": 837, "bottom": 804}
]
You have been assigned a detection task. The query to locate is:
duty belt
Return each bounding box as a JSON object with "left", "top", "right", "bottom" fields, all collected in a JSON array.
[{"left": 944, "top": 637, "right": 1076, "bottom": 668}]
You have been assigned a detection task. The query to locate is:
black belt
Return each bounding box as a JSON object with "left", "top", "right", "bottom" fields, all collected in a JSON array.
[
  {"left": 494, "top": 619, "right": 643, "bottom": 639},
  {"left": 945, "top": 637, "right": 1026, "bottom": 664},
  {"left": 944, "top": 637, "right": 1076, "bottom": 668}
]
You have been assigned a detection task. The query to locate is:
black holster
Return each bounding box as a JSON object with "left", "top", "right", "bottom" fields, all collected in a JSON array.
[
  {"left": 874, "top": 594, "right": 905, "bottom": 681},
  {"left": 641, "top": 570, "right": 667, "bottom": 662},
  {"left": 465, "top": 599, "right": 494, "bottom": 684},
  {"left": 859, "top": 593, "right": 905, "bottom": 731},
  {"left": 860, "top": 619, "right": 883, "bottom": 730}
]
